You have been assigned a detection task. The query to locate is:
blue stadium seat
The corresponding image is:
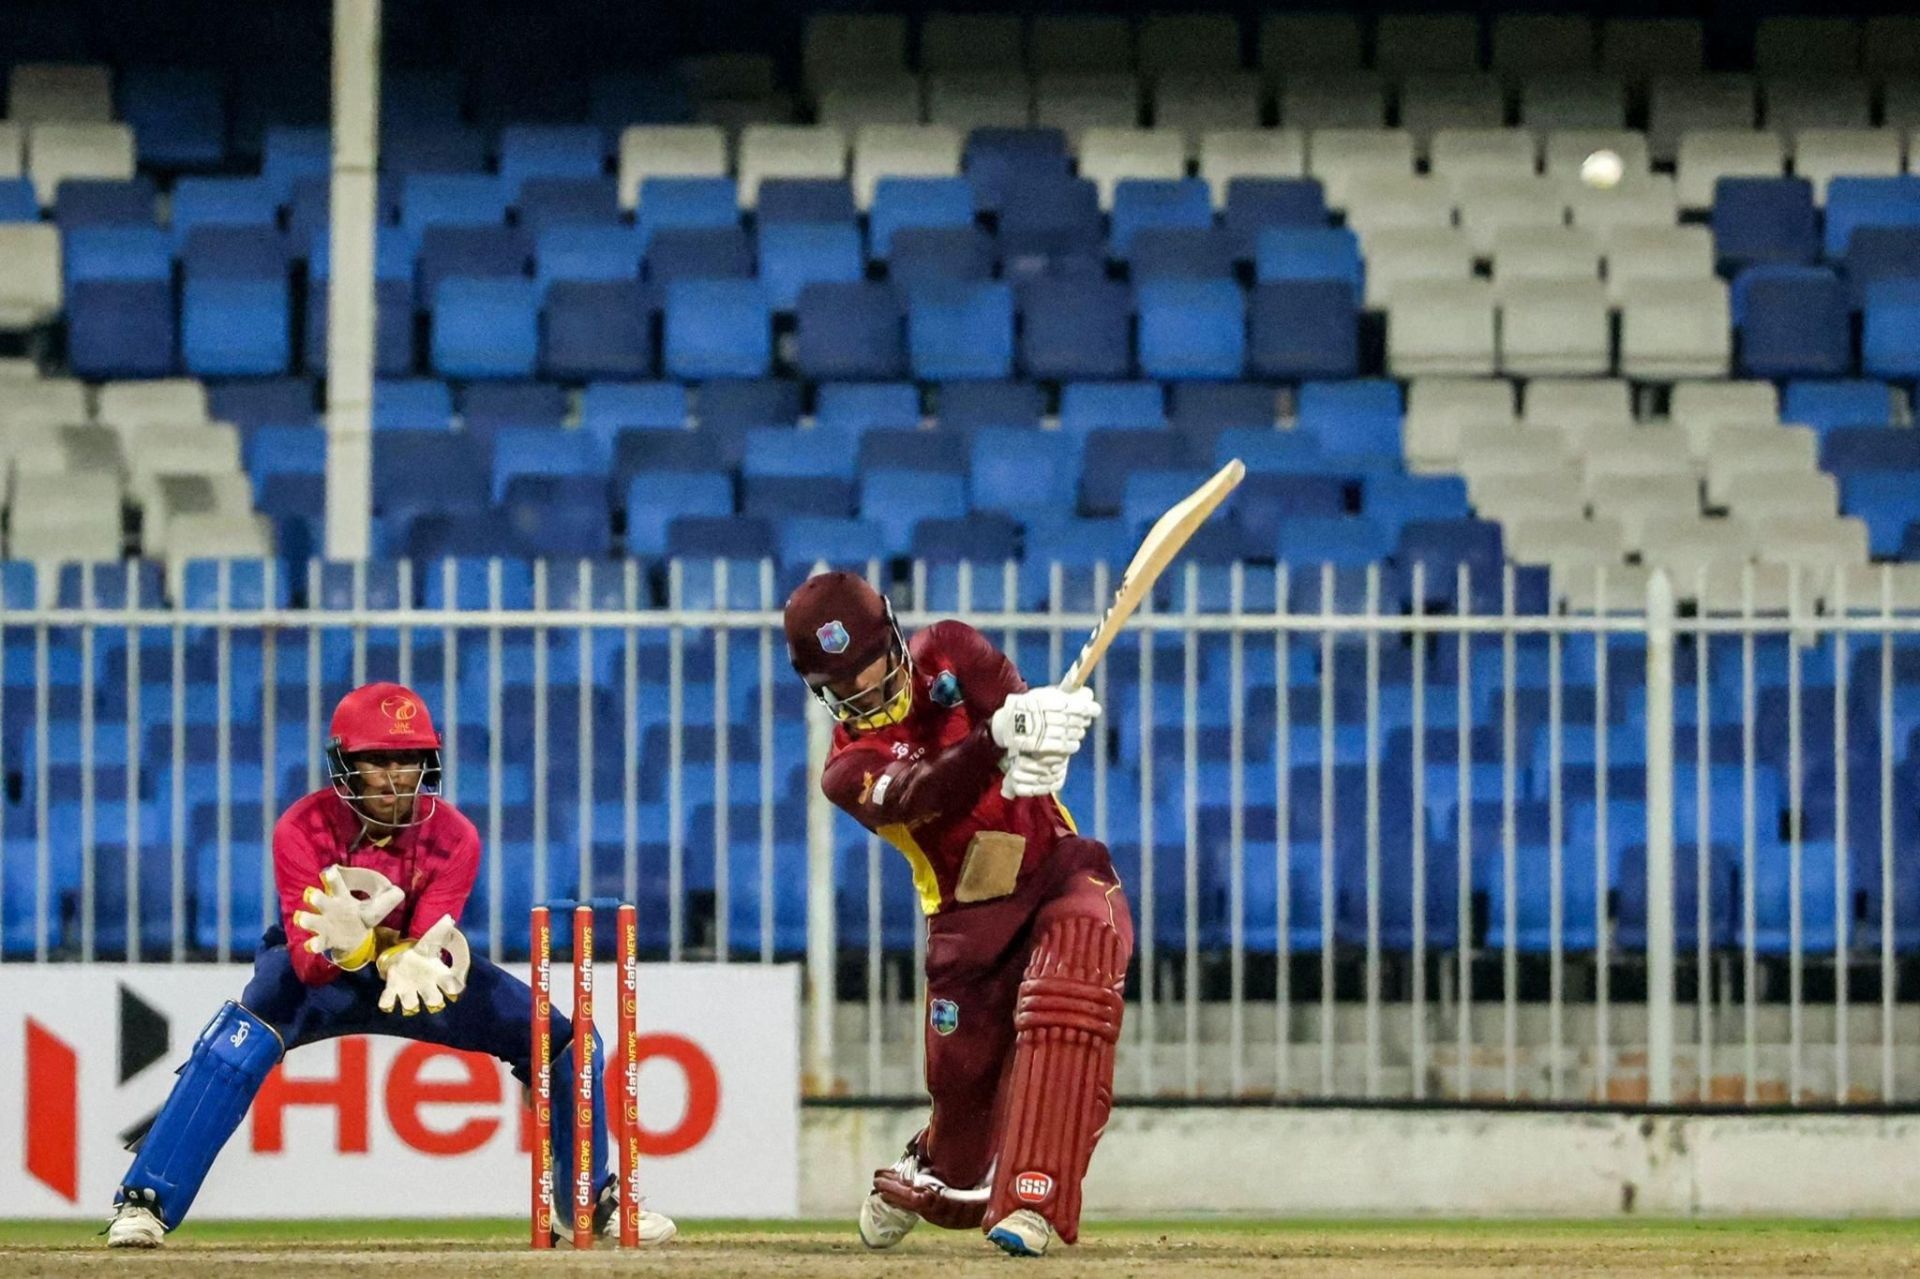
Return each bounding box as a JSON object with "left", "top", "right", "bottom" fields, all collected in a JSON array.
[
  {"left": 517, "top": 177, "right": 620, "bottom": 233},
  {"left": 1864, "top": 279, "right": 1920, "bottom": 380},
  {"left": 907, "top": 280, "right": 1014, "bottom": 380},
  {"left": 938, "top": 380, "right": 1043, "bottom": 433},
  {"left": 463, "top": 381, "right": 568, "bottom": 434},
  {"left": 816, "top": 382, "right": 919, "bottom": 434},
  {"left": 963, "top": 127, "right": 1072, "bottom": 214},
  {"left": 1237, "top": 473, "right": 1347, "bottom": 545},
  {"left": 1248, "top": 280, "right": 1360, "bottom": 379},
  {"left": 1363, "top": 474, "right": 1471, "bottom": 523},
  {"left": 374, "top": 379, "right": 455, "bottom": 430},
  {"left": 221, "top": 379, "right": 316, "bottom": 432},
  {"left": 1844, "top": 473, "right": 1920, "bottom": 557},
  {"left": 1120, "top": 469, "right": 1212, "bottom": 536},
  {"left": 582, "top": 382, "right": 687, "bottom": 436},
  {"left": 1823, "top": 176, "right": 1920, "bottom": 258},
  {"left": 170, "top": 177, "right": 281, "bottom": 243},
  {"left": 614, "top": 428, "right": 722, "bottom": 490},
  {"left": 181, "top": 226, "right": 285, "bottom": 279},
  {"left": 1843, "top": 227, "right": 1920, "bottom": 308},
  {"left": 1297, "top": 380, "right": 1404, "bottom": 459},
  {"left": 121, "top": 67, "right": 227, "bottom": 169},
  {"left": 181, "top": 559, "right": 292, "bottom": 609},
  {"left": 590, "top": 71, "right": 695, "bottom": 131},
  {"left": 1110, "top": 178, "right": 1212, "bottom": 256},
  {"left": 889, "top": 225, "right": 998, "bottom": 287},
  {"left": 1061, "top": 381, "right": 1165, "bottom": 435},
  {"left": 0, "top": 178, "right": 40, "bottom": 221},
  {"left": 870, "top": 176, "right": 974, "bottom": 257},
  {"left": 645, "top": 226, "right": 753, "bottom": 281},
  {"left": 857, "top": 469, "right": 968, "bottom": 555},
  {"left": 756, "top": 178, "right": 856, "bottom": 225},
  {"left": 1222, "top": 177, "right": 1328, "bottom": 258},
  {"left": 431, "top": 278, "right": 540, "bottom": 378},
  {"left": 1712, "top": 177, "right": 1818, "bottom": 271},
  {"left": 757, "top": 221, "right": 862, "bottom": 310},
  {"left": 663, "top": 280, "right": 771, "bottom": 379},
  {"left": 794, "top": 281, "right": 906, "bottom": 380},
  {"left": 1021, "top": 518, "right": 1139, "bottom": 609},
  {"left": 1255, "top": 227, "right": 1363, "bottom": 299},
  {"left": 625, "top": 471, "right": 733, "bottom": 557},
  {"left": 259, "top": 126, "right": 331, "bottom": 197},
  {"left": 1216, "top": 425, "right": 1325, "bottom": 475},
  {"left": 1137, "top": 278, "right": 1245, "bottom": 379},
  {"left": 55, "top": 178, "right": 158, "bottom": 228},
  {"left": 1278, "top": 516, "right": 1394, "bottom": 566},
  {"left": 534, "top": 224, "right": 643, "bottom": 288},
  {"left": 542, "top": 280, "right": 657, "bottom": 380},
  {"left": 500, "top": 475, "right": 613, "bottom": 558},
  {"left": 858, "top": 428, "right": 965, "bottom": 474},
  {"left": 698, "top": 378, "right": 802, "bottom": 431},
  {"left": 637, "top": 177, "right": 740, "bottom": 244},
  {"left": 1733, "top": 266, "right": 1849, "bottom": 378},
  {"left": 1749, "top": 840, "right": 1841, "bottom": 955},
  {"left": 1169, "top": 382, "right": 1277, "bottom": 462},
  {"left": 306, "top": 228, "right": 417, "bottom": 375},
  {"left": 1821, "top": 427, "right": 1920, "bottom": 474},
  {"left": 1781, "top": 379, "right": 1894, "bottom": 431},
  {"left": 401, "top": 173, "right": 511, "bottom": 231},
  {"left": 774, "top": 517, "right": 883, "bottom": 573},
  {"left": 418, "top": 225, "right": 532, "bottom": 296},
  {"left": 492, "top": 426, "right": 607, "bottom": 500},
  {"left": 1129, "top": 227, "right": 1236, "bottom": 280},
  {"left": 969, "top": 426, "right": 1076, "bottom": 517},
  {"left": 383, "top": 124, "right": 490, "bottom": 174},
  {"left": 498, "top": 124, "right": 606, "bottom": 192},
  {"left": 1080, "top": 429, "right": 1185, "bottom": 516},
  {"left": 664, "top": 513, "right": 774, "bottom": 566},
  {"left": 742, "top": 426, "right": 857, "bottom": 480},
  {"left": 183, "top": 278, "right": 291, "bottom": 376},
  {"left": 745, "top": 473, "right": 855, "bottom": 523},
  {"left": 1018, "top": 278, "right": 1132, "bottom": 380},
  {"left": 68, "top": 275, "right": 176, "bottom": 380},
  {"left": 996, "top": 175, "right": 1102, "bottom": 261}
]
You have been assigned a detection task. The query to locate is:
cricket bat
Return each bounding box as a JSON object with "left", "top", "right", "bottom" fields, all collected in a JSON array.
[{"left": 1059, "top": 457, "right": 1246, "bottom": 692}]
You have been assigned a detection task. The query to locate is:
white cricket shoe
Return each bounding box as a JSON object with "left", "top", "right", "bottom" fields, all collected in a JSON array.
[
  {"left": 628, "top": 1208, "right": 678, "bottom": 1245},
  {"left": 858, "top": 1150, "right": 921, "bottom": 1249},
  {"left": 106, "top": 1202, "right": 165, "bottom": 1249},
  {"left": 987, "top": 1208, "right": 1054, "bottom": 1258}
]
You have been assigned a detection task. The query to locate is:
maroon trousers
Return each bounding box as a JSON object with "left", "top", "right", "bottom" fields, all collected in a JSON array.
[{"left": 916, "top": 836, "right": 1135, "bottom": 1192}]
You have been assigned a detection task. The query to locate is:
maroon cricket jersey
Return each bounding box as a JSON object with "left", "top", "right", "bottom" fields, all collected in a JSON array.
[
  {"left": 273, "top": 790, "right": 481, "bottom": 985},
  {"left": 821, "top": 620, "right": 1078, "bottom": 915}
]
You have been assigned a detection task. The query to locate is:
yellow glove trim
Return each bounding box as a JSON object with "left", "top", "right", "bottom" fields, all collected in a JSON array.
[
  {"left": 329, "top": 928, "right": 377, "bottom": 972},
  {"left": 375, "top": 937, "right": 417, "bottom": 982}
]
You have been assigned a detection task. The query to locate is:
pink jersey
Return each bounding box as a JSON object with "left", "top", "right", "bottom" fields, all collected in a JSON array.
[
  {"left": 273, "top": 789, "right": 481, "bottom": 985},
  {"left": 821, "top": 620, "right": 1077, "bottom": 916}
]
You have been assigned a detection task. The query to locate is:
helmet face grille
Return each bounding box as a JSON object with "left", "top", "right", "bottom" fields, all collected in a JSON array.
[{"left": 327, "top": 742, "right": 443, "bottom": 830}]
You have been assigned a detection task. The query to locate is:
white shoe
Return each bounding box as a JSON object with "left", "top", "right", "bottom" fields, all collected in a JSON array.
[
  {"left": 859, "top": 1150, "right": 921, "bottom": 1249},
  {"left": 859, "top": 1189, "right": 919, "bottom": 1250},
  {"left": 987, "top": 1208, "right": 1053, "bottom": 1258},
  {"left": 106, "top": 1203, "right": 165, "bottom": 1249},
  {"left": 630, "top": 1209, "right": 678, "bottom": 1245}
]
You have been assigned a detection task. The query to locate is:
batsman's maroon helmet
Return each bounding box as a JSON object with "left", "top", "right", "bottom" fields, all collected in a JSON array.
[{"left": 783, "top": 571, "right": 897, "bottom": 685}]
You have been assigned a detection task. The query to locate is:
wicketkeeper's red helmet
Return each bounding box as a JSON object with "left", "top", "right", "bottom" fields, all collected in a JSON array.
[{"left": 326, "top": 682, "right": 442, "bottom": 827}]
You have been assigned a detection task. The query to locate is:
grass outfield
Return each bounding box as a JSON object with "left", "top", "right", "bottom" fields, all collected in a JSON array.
[{"left": 7, "top": 1218, "right": 1920, "bottom": 1276}]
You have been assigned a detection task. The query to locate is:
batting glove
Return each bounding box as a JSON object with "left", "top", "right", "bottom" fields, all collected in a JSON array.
[
  {"left": 990, "top": 687, "right": 1102, "bottom": 757},
  {"left": 377, "top": 915, "right": 469, "bottom": 1015},
  {"left": 1001, "top": 750, "right": 1071, "bottom": 799},
  {"left": 291, "top": 865, "right": 405, "bottom": 971}
]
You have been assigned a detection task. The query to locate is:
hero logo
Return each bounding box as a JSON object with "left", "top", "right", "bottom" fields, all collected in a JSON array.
[{"left": 1013, "top": 1171, "right": 1054, "bottom": 1204}]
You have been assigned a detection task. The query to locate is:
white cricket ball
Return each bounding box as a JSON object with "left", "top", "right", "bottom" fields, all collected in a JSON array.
[{"left": 1580, "top": 149, "right": 1624, "bottom": 189}]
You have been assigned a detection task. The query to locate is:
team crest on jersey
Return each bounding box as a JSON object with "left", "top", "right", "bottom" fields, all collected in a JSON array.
[
  {"left": 817, "top": 620, "right": 850, "bottom": 654},
  {"left": 929, "top": 999, "right": 959, "bottom": 1035},
  {"left": 930, "top": 670, "right": 962, "bottom": 707}
]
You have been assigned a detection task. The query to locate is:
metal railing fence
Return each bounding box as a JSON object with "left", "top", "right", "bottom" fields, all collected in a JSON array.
[{"left": 4, "top": 557, "right": 1920, "bottom": 1104}]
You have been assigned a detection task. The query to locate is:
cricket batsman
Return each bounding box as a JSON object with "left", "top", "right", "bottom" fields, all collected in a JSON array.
[
  {"left": 784, "top": 571, "right": 1133, "bottom": 1258},
  {"left": 104, "top": 681, "right": 676, "bottom": 1248}
]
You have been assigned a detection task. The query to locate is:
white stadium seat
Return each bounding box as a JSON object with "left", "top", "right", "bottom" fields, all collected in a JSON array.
[
  {"left": 1763, "top": 77, "right": 1872, "bottom": 136},
  {"left": 1138, "top": 14, "right": 1243, "bottom": 77},
  {"left": 1077, "top": 128, "right": 1186, "bottom": 207},
  {"left": 1404, "top": 377, "right": 1517, "bottom": 473},
  {"left": 1647, "top": 75, "right": 1756, "bottom": 162},
  {"left": 27, "top": 122, "right": 135, "bottom": 207},
  {"left": 924, "top": 73, "right": 1033, "bottom": 133},
  {"left": 1863, "top": 18, "right": 1920, "bottom": 75},
  {"left": 816, "top": 78, "right": 922, "bottom": 130},
  {"left": 0, "top": 123, "right": 23, "bottom": 179},
  {"left": 1720, "top": 470, "right": 1839, "bottom": 520},
  {"left": 97, "top": 378, "right": 210, "bottom": 429},
  {"left": 1754, "top": 17, "right": 1861, "bottom": 75},
  {"left": 1792, "top": 129, "right": 1904, "bottom": 200},
  {"left": 735, "top": 125, "right": 847, "bottom": 206},
  {"left": 920, "top": 13, "right": 1025, "bottom": 73},
  {"left": 1617, "top": 278, "right": 1732, "bottom": 380},
  {"left": 0, "top": 376, "right": 88, "bottom": 429},
  {"left": 1198, "top": 130, "right": 1306, "bottom": 204},
  {"left": 0, "top": 224, "right": 63, "bottom": 330},
  {"left": 8, "top": 62, "right": 114, "bottom": 123},
  {"left": 617, "top": 125, "right": 728, "bottom": 210},
  {"left": 1259, "top": 14, "right": 1363, "bottom": 75},
  {"left": 1399, "top": 75, "right": 1507, "bottom": 151},
  {"left": 1492, "top": 225, "right": 1603, "bottom": 291},
  {"left": 1520, "top": 75, "right": 1628, "bottom": 131},
  {"left": 1034, "top": 73, "right": 1142, "bottom": 148},
  {"left": 1500, "top": 280, "right": 1611, "bottom": 376},
  {"left": 1343, "top": 173, "right": 1454, "bottom": 237},
  {"left": 1492, "top": 15, "right": 1597, "bottom": 77},
  {"left": 1376, "top": 14, "right": 1481, "bottom": 75},
  {"left": 1524, "top": 379, "right": 1633, "bottom": 428},
  {"left": 1569, "top": 176, "right": 1680, "bottom": 240},
  {"left": 1750, "top": 515, "right": 1870, "bottom": 570},
  {"left": 1469, "top": 470, "right": 1587, "bottom": 522},
  {"left": 1388, "top": 279, "right": 1500, "bottom": 378},
  {"left": 801, "top": 13, "right": 908, "bottom": 98},
  {"left": 1029, "top": 14, "right": 1135, "bottom": 74},
  {"left": 1430, "top": 128, "right": 1541, "bottom": 186},
  {"left": 1307, "top": 128, "right": 1414, "bottom": 208},
  {"left": 1543, "top": 129, "right": 1650, "bottom": 182},
  {"left": 1360, "top": 227, "right": 1474, "bottom": 307},
  {"left": 1281, "top": 75, "right": 1387, "bottom": 130},
  {"left": 1154, "top": 73, "right": 1263, "bottom": 157},
  {"left": 1604, "top": 225, "right": 1715, "bottom": 298},
  {"left": 1600, "top": 18, "right": 1705, "bottom": 81},
  {"left": 1456, "top": 176, "right": 1570, "bottom": 255},
  {"left": 1674, "top": 129, "right": 1786, "bottom": 210},
  {"left": 5, "top": 471, "right": 122, "bottom": 561},
  {"left": 851, "top": 125, "right": 961, "bottom": 209},
  {"left": 1506, "top": 516, "right": 1628, "bottom": 569}
]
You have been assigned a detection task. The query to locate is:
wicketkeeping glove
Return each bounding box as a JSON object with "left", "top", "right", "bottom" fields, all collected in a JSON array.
[
  {"left": 377, "top": 915, "right": 469, "bottom": 1015},
  {"left": 990, "top": 686, "right": 1102, "bottom": 757},
  {"left": 291, "top": 865, "right": 405, "bottom": 971}
]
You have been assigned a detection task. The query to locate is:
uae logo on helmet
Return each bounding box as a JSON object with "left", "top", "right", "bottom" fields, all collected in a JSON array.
[
  {"left": 929, "top": 998, "right": 959, "bottom": 1036},
  {"left": 380, "top": 695, "right": 418, "bottom": 734},
  {"left": 817, "top": 620, "right": 850, "bottom": 654}
]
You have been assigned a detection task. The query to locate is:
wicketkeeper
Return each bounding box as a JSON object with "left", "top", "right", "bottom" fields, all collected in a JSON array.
[
  {"left": 105, "top": 681, "right": 676, "bottom": 1248},
  {"left": 784, "top": 572, "right": 1133, "bottom": 1258}
]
